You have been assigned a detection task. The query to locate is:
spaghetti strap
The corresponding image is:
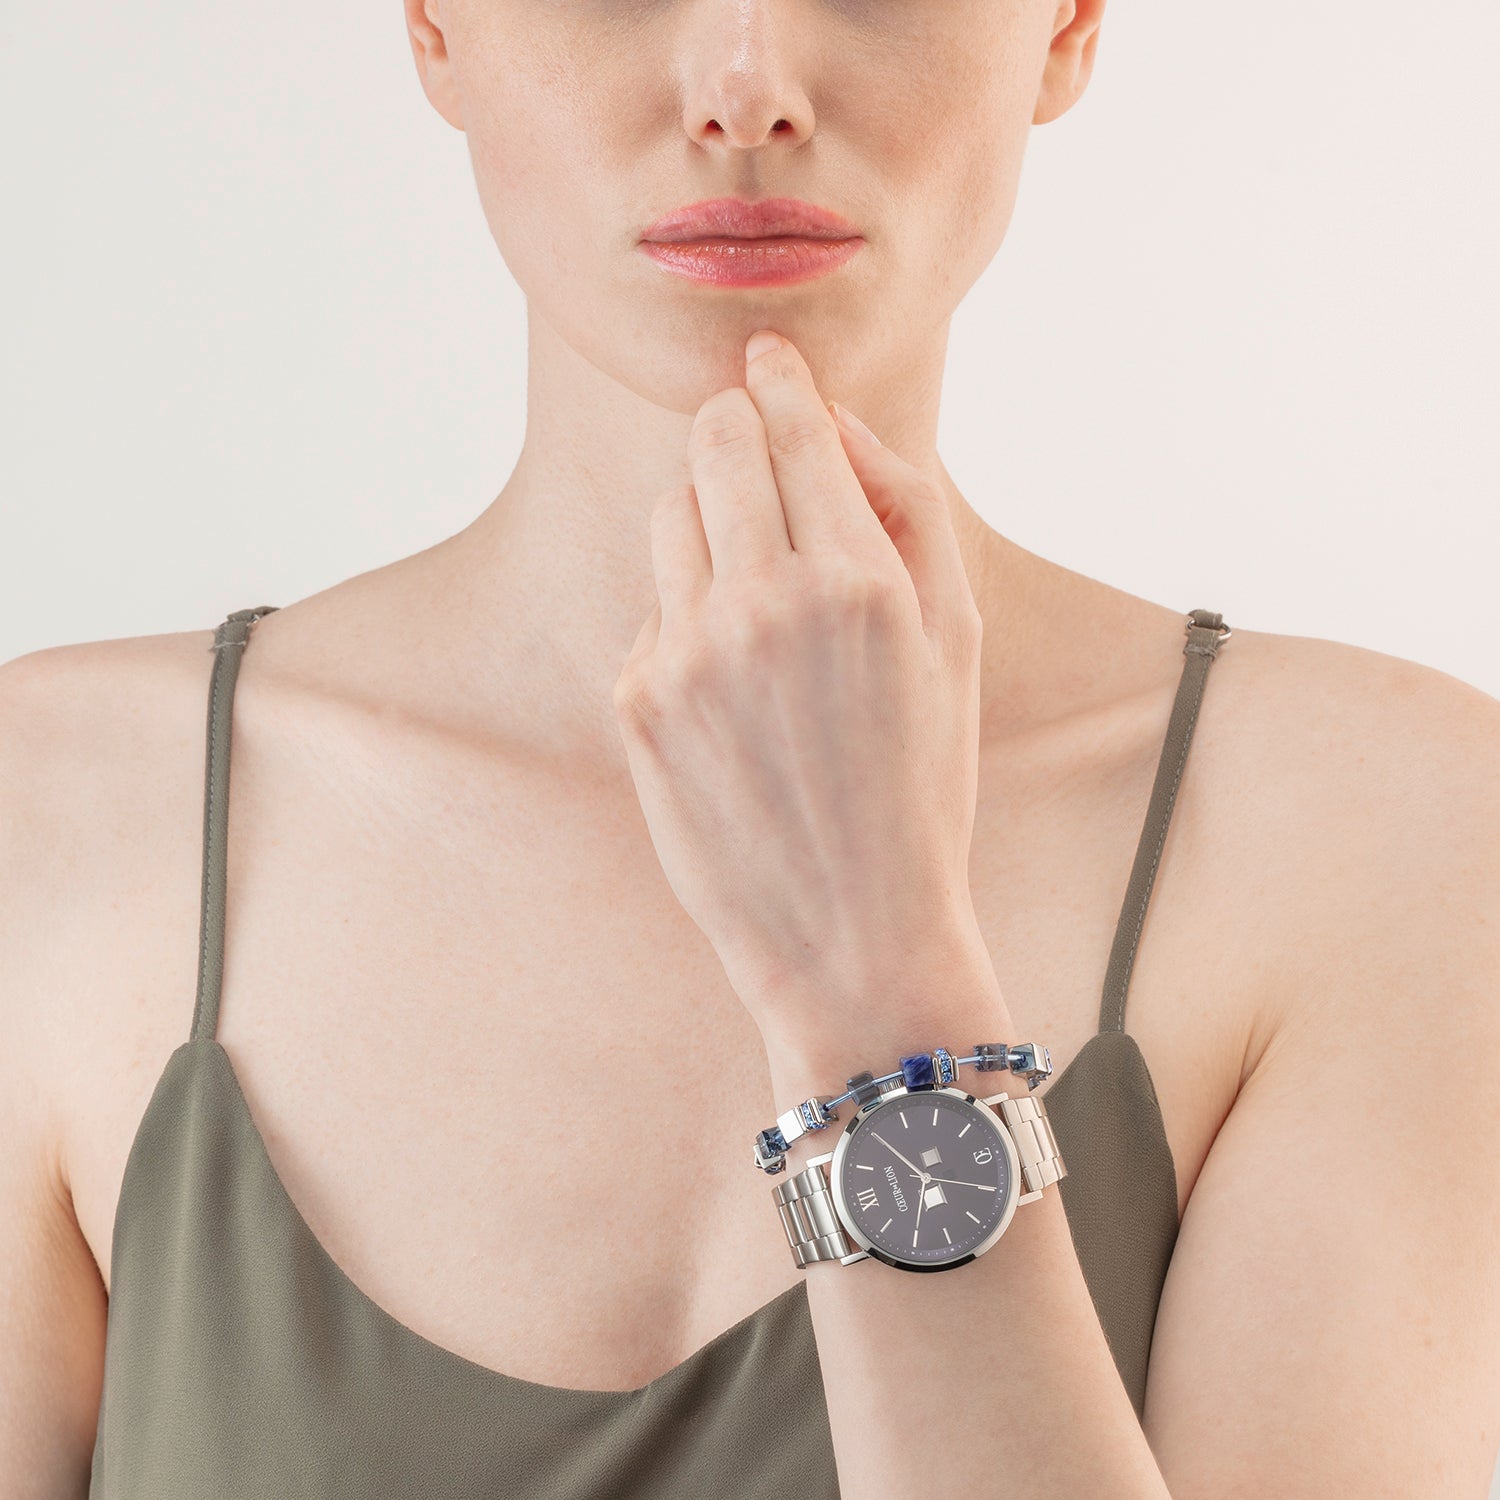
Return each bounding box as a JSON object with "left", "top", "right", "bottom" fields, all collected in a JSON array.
[
  {"left": 1097, "top": 607, "right": 1231, "bottom": 1035},
  {"left": 182, "top": 600, "right": 1224, "bottom": 1043},
  {"left": 188, "top": 605, "right": 281, "bottom": 1044}
]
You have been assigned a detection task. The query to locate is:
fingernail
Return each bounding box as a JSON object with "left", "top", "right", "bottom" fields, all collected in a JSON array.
[
  {"left": 830, "top": 401, "right": 881, "bottom": 447},
  {"left": 745, "top": 329, "right": 783, "bottom": 362}
]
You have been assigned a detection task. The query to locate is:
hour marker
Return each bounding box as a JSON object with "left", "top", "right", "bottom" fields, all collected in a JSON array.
[
  {"left": 931, "top": 1106, "right": 938, "bottom": 1127},
  {"left": 856, "top": 1186, "right": 880, "bottom": 1213},
  {"left": 965, "top": 1209, "right": 982, "bottom": 1224},
  {"left": 879, "top": 1217, "right": 893, "bottom": 1234},
  {"left": 958, "top": 1121, "right": 972, "bottom": 1138},
  {"left": 942, "top": 1226, "right": 952, "bottom": 1244},
  {"left": 854, "top": 1162, "right": 875, "bottom": 1170}
]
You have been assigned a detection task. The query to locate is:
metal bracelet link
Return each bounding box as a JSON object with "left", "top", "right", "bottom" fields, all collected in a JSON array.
[
  {"left": 772, "top": 1162, "right": 858, "bottom": 1268},
  {"left": 994, "top": 1091, "right": 1068, "bottom": 1196}
]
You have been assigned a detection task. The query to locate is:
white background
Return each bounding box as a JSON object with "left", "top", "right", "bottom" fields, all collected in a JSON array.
[
  {"left": 2, "top": 2, "right": 1497, "bottom": 1489},
  {"left": 3, "top": 3, "right": 1497, "bottom": 697}
]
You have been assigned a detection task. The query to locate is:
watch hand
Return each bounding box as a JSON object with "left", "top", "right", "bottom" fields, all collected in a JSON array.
[{"left": 868, "top": 1131, "right": 924, "bottom": 1177}]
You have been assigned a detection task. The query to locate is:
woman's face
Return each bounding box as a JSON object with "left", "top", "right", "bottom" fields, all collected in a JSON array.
[{"left": 406, "top": 0, "right": 1099, "bottom": 411}]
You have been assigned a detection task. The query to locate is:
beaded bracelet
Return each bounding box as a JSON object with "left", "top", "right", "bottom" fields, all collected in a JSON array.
[{"left": 751, "top": 1040, "right": 1054, "bottom": 1175}]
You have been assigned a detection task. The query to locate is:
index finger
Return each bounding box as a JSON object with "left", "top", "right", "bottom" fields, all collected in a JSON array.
[{"left": 742, "top": 330, "right": 893, "bottom": 558}]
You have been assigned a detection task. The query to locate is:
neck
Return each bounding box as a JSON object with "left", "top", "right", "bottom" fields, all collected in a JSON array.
[{"left": 339, "top": 318, "right": 1103, "bottom": 770}]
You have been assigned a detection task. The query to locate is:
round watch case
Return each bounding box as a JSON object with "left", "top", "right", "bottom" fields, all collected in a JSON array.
[{"left": 825, "top": 1083, "right": 1026, "bottom": 1273}]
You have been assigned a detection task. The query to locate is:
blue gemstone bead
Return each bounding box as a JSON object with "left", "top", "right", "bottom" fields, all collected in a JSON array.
[{"left": 900, "top": 1052, "right": 935, "bottom": 1090}]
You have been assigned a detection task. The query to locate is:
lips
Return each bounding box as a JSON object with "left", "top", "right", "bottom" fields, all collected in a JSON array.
[
  {"left": 638, "top": 235, "right": 864, "bottom": 288},
  {"left": 640, "top": 196, "right": 859, "bottom": 243}
]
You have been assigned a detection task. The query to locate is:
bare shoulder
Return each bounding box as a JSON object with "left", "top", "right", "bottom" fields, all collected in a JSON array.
[
  {"left": 0, "top": 627, "right": 220, "bottom": 1484},
  {"left": 0, "top": 626, "right": 220, "bottom": 1238},
  {"left": 1138, "top": 621, "right": 1500, "bottom": 1496},
  {"left": 0, "top": 625, "right": 219, "bottom": 992},
  {"left": 1203, "top": 623, "right": 1500, "bottom": 993},
  {"left": 1209, "top": 621, "right": 1500, "bottom": 776}
]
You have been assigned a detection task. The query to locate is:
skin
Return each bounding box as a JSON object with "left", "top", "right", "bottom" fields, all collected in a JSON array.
[{"left": 4, "top": 1, "right": 1500, "bottom": 1494}]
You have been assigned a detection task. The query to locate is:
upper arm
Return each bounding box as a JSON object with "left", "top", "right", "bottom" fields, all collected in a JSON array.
[
  {"left": 0, "top": 649, "right": 110, "bottom": 1497},
  {"left": 1142, "top": 654, "right": 1500, "bottom": 1498}
]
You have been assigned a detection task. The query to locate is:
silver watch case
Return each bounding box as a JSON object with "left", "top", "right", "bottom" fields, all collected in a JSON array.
[{"left": 813, "top": 1083, "right": 1043, "bottom": 1273}]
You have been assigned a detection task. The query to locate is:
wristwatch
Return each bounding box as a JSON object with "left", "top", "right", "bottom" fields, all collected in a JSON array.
[{"left": 752, "top": 1043, "right": 1067, "bottom": 1274}]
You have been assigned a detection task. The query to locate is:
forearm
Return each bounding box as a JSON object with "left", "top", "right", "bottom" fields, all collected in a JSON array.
[{"left": 757, "top": 945, "right": 1173, "bottom": 1499}]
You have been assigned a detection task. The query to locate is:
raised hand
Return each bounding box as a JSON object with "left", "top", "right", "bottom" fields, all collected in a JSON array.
[{"left": 612, "top": 328, "right": 989, "bottom": 1062}]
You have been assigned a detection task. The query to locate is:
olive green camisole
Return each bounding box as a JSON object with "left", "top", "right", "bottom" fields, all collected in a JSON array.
[{"left": 87, "top": 604, "right": 1232, "bottom": 1497}]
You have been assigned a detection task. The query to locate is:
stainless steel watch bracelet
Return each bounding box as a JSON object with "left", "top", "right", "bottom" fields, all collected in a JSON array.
[{"left": 773, "top": 1089, "right": 1067, "bottom": 1268}]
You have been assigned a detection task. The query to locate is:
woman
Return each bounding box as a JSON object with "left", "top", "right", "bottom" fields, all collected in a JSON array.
[{"left": 5, "top": 0, "right": 1498, "bottom": 1495}]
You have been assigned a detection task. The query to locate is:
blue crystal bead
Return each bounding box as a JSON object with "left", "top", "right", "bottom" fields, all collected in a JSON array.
[
  {"left": 899, "top": 1052, "right": 936, "bottom": 1091},
  {"left": 753, "top": 1126, "right": 788, "bottom": 1172}
]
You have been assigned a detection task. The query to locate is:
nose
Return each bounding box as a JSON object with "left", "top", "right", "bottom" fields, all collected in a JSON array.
[{"left": 677, "top": 5, "right": 816, "bottom": 152}]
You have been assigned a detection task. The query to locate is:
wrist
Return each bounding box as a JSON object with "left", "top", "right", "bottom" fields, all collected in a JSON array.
[
  {"left": 759, "top": 937, "right": 1011, "bottom": 1082},
  {"left": 758, "top": 956, "right": 1026, "bottom": 1175},
  {"left": 761, "top": 1063, "right": 1053, "bottom": 1218}
]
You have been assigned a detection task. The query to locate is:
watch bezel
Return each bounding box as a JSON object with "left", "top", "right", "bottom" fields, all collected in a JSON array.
[{"left": 826, "top": 1083, "right": 1022, "bottom": 1273}]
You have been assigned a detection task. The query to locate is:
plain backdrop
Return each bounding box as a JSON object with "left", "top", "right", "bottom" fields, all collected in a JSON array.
[
  {"left": 2, "top": 1, "right": 1497, "bottom": 1490},
  {"left": 2, "top": 2, "right": 1498, "bottom": 696}
]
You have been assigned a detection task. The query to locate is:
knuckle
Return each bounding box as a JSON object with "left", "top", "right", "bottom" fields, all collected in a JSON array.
[
  {"left": 806, "top": 560, "right": 885, "bottom": 618},
  {"left": 766, "top": 414, "right": 829, "bottom": 464},
  {"left": 662, "top": 642, "right": 715, "bottom": 699},
  {"left": 718, "top": 593, "right": 791, "bottom": 658},
  {"left": 727, "top": 559, "right": 782, "bottom": 607},
  {"left": 692, "top": 414, "right": 754, "bottom": 456},
  {"left": 612, "top": 671, "right": 660, "bottom": 736},
  {"left": 612, "top": 660, "right": 645, "bottom": 710},
  {"left": 690, "top": 394, "right": 757, "bottom": 458},
  {"left": 913, "top": 476, "right": 948, "bottom": 508},
  {"left": 950, "top": 603, "right": 984, "bottom": 654}
]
